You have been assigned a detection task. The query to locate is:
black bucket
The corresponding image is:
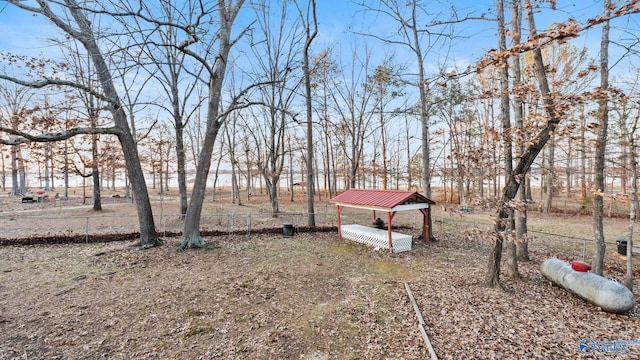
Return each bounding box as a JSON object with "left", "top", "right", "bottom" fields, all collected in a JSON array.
[
  {"left": 283, "top": 223, "right": 294, "bottom": 237},
  {"left": 616, "top": 239, "right": 628, "bottom": 255}
]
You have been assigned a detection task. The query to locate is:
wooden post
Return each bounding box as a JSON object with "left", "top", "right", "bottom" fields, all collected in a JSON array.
[
  {"left": 336, "top": 206, "right": 343, "bottom": 238},
  {"left": 426, "top": 207, "right": 431, "bottom": 243},
  {"left": 387, "top": 212, "right": 397, "bottom": 251},
  {"left": 385, "top": 212, "right": 392, "bottom": 250},
  {"left": 420, "top": 207, "right": 430, "bottom": 244}
]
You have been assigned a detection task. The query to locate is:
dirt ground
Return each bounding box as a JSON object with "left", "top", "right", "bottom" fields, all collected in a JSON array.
[{"left": 0, "top": 190, "right": 639, "bottom": 359}]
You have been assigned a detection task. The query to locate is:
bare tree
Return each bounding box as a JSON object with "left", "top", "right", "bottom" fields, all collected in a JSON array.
[
  {"left": 65, "top": 38, "right": 107, "bottom": 211},
  {"left": 496, "top": 0, "right": 519, "bottom": 279},
  {"left": 591, "top": 0, "right": 611, "bottom": 276},
  {"left": 355, "top": 0, "right": 488, "bottom": 202},
  {"left": 179, "top": 0, "right": 248, "bottom": 248},
  {"left": 122, "top": 0, "right": 205, "bottom": 217},
  {"left": 245, "top": 0, "right": 303, "bottom": 215},
  {"left": 1, "top": 0, "right": 159, "bottom": 247},
  {"left": 0, "top": 81, "right": 33, "bottom": 195},
  {"left": 612, "top": 80, "right": 640, "bottom": 290},
  {"left": 484, "top": 0, "right": 564, "bottom": 287},
  {"left": 223, "top": 112, "right": 242, "bottom": 205},
  {"left": 310, "top": 49, "right": 339, "bottom": 197},
  {"left": 511, "top": 0, "right": 529, "bottom": 261},
  {"left": 367, "top": 63, "right": 401, "bottom": 190},
  {"left": 295, "top": 0, "right": 318, "bottom": 227},
  {"left": 329, "top": 45, "right": 376, "bottom": 189}
]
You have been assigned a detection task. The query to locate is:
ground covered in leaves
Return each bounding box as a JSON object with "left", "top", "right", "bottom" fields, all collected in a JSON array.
[
  {"left": 1, "top": 192, "right": 640, "bottom": 359},
  {"left": 1, "top": 229, "right": 639, "bottom": 359}
]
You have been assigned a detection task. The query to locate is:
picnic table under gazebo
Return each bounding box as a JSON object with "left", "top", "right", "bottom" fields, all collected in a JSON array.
[{"left": 330, "top": 189, "right": 435, "bottom": 252}]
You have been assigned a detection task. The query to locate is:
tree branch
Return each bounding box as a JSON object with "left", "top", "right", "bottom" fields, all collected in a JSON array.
[
  {"left": 0, "top": 125, "right": 122, "bottom": 145},
  {"left": 0, "top": 73, "right": 117, "bottom": 104}
]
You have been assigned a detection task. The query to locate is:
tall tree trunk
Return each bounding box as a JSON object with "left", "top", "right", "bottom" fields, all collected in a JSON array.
[
  {"left": 10, "top": 144, "right": 18, "bottom": 195},
  {"left": 1, "top": 146, "right": 5, "bottom": 191},
  {"left": 620, "top": 141, "right": 628, "bottom": 195},
  {"left": 39, "top": 0, "right": 160, "bottom": 246},
  {"left": 44, "top": 144, "right": 51, "bottom": 191},
  {"left": 512, "top": 0, "right": 529, "bottom": 261},
  {"left": 288, "top": 140, "right": 294, "bottom": 203},
  {"left": 405, "top": 117, "right": 413, "bottom": 190},
  {"left": 543, "top": 134, "right": 555, "bottom": 214},
  {"left": 417, "top": 50, "right": 431, "bottom": 199},
  {"left": 625, "top": 132, "right": 637, "bottom": 290},
  {"left": 18, "top": 148, "right": 26, "bottom": 194},
  {"left": 171, "top": 82, "right": 189, "bottom": 218},
  {"left": 497, "top": 0, "right": 518, "bottom": 279},
  {"left": 592, "top": 0, "right": 611, "bottom": 276},
  {"left": 566, "top": 136, "right": 572, "bottom": 196},
  {"left": 486, "top": 0, "right": 560, "bottom": 287},
  {"left": 92, "top": 132, "right": 102, "bottom": 211},
  {"left": 301, "top": 0, "right": 317, "bottom": 227},
  {"left": 580, "top": 108, "right": 588, "bottom": 200},
  {"left": 181, "top": 1, "right": 243, "bottom": 248}
]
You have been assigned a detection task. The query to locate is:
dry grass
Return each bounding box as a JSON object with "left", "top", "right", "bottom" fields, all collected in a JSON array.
[{"left": 0, "top": 189, "right": 639, "bottom": 359}]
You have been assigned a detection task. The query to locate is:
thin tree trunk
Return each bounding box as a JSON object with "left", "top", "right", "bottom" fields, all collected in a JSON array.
[
  {"left": 592, "top": 0, "right": 611, "bottom": 276},
  {"left": 625, "top": 136, "right": 637, "bottom": 290},
  {"left": 302, "top": 0, "right": 317, "bottom": 227},
  {"left": 580, "top": 108, "right": 587, "bottom": 200},
  {"left": 543, "top": 134, "right": 555, "bottom": 214},
  {"left": 486, "top": 0, "right": 560, "bottom": 287},
  {"left": 566, "top": 136, "right": 572, "bottom": 196},
  {"left": 18, "top": 148, "right": 26, "bottom": 194},
  {"left": 10, "top": 144, "right": 18, "bottom": 195},
  {"left": 1, "top": 146, "right": 5, "bottom": 191},
  {"left": 92, "top": 132, "right": 102, "bottom": 211},
  {"left": 512, "top": 0, "right": 529, "bottom": 261},
  {"left": 497, "top": 0, "right": 518, "bottom": 279}
]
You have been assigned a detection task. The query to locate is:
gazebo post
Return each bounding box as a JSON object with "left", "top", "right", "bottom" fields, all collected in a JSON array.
[
  {"left": 337, "top": 206, "right": 343, "bottom": 238},
  {"left": 420, "top": 208, "right": 431, "bottom": 244},
  {"left": 387, "top": 212, "right": 397, "bottom": 251}
]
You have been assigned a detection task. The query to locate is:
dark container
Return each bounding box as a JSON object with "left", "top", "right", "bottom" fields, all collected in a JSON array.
[
  {"left": 616, "top": 239, "right": 628, "bottom": 255},
  {"left": 283, "top": 223, "right": 294, "bottom": 237}
]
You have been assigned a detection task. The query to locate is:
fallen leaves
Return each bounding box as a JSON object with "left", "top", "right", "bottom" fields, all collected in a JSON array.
[{"left": 0, "top": 217, "right": 638, "bottom": 359}]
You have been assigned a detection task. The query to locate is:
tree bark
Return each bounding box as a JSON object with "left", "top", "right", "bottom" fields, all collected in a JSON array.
[
  {"left": 92, "top": 142, "right": 102, "bottom": 211},
  {"left": 300, "top": 0, "right": 318, "bottom": 227},
  {"left": 486, "top": 0, "right": 561, "bottom": 287},
  {"left": 626, "top": 132, "right": 637, "bottom": 290},
  {"left": 592, "top": 0, "right": 611, "bottom": 276},
  {"left": 511, "top": 0, "right": 529, "bottom": 261},
  {"left": 67, "top": 0, "right": 155, "bottom": 245},
  {"left": 3, "top": 0, "right": 160, "bottom": 246},
  {"left": 181, "top": 1, "right": 243, "bottom": 248},
  {"left": 497, "top": 0, "right": 518, "bottom": 279},
  {"left": 542, "top": 134, "right": 555, "bottom": 214}
]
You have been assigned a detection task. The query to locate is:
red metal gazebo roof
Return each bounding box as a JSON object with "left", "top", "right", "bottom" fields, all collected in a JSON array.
[{"left": 330, "top": 189, "right": 434, "bottom": 211}]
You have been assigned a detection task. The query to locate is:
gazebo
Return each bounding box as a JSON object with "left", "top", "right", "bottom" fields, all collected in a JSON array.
[{"left": 330, "top": 189, "right": 435, "bottom": 252}]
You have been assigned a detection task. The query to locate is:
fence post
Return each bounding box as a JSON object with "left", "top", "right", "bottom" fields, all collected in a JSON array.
[
  {"left": 162, "top": 215, "right": 166, "bottom": 237},
  {"left": 247, "top": 213, "right": 251, "bottom": 237},
  {"left": 85, "top": 217, "right": 89, "bottom": 243}
]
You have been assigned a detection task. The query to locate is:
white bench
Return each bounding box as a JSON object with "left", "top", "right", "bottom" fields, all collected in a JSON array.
[{"left": 340, "top": 224, "right": 412, "bottom": 252}]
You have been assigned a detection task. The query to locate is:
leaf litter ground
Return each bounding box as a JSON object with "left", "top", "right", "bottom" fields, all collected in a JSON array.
[{"left": 0, "top": 194, "right": 639, "bottom": 359}]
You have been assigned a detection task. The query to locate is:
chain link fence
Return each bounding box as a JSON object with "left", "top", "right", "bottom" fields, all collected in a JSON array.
[{"left": 2, "top": 201, "right": 631, "bottom": 260}]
